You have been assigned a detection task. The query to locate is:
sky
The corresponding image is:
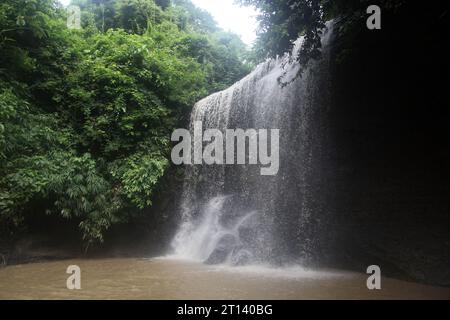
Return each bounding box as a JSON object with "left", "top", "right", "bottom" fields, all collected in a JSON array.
[
  {"left": 58, "top": 0, "right": 258, "bottom": 46},
  {"left": 190, "top": 0, "right": 258, "bottom": 46}
]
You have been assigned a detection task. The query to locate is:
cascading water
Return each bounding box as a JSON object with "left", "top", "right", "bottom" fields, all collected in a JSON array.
[{"left": 172, "top": 22, "right": 336, "bottom": 266}]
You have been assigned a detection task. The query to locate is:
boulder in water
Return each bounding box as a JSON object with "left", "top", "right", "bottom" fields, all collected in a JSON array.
[
  {"left": 230, "top": 250, "right": 253, "bottom": 266},
  {"left": 204, "top": 234, "right": 236, "bottom": 265}
]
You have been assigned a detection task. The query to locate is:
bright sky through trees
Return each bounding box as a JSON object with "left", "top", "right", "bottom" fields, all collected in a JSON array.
[
  {"left": 190, "top": 0, "right": 257, "bottom": 45},
  {"left": 58, "top": 0, "right": 257, "bottom": 45}
]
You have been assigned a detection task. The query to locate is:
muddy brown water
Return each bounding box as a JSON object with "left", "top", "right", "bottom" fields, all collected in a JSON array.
[{"left": 0, "top": 257, "right": 449, "bottom": 300}]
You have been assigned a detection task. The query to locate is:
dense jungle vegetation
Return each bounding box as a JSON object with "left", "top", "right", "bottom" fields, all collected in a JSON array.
[{"left": 0, "top": 0, "right": 251, "bottom": 251}]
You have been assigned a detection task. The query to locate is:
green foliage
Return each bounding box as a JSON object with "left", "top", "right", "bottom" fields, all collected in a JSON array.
[
  {"left": 0, "top": 0, "right": 250, "bottom": 246},
  {"left": 238, "top": 0, "right": 409, "bottom": 68},
  {"left": 117, "top": 154, "right": 169, "bottom": 209},
  {"left": 237, "top": 0, "right": 325, "bottom": 65}
]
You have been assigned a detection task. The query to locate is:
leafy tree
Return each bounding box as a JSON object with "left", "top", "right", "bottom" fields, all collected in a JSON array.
[
  {"left": 237, "top": 0, "right": 325, "bottom": 65},
  {"left": 171, "top": 0, "right": 219, "bottom": 33},
  {"left": 237, "top": 0, "right": 417, "bottom": 68}
]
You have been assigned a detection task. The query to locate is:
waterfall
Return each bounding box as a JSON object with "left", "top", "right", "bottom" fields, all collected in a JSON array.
[{"left": 171, "top": 22, "right": 335, "bottom": 266}]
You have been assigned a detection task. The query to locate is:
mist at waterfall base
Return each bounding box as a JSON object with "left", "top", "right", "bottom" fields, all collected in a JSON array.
[{"left": 168, "top": 23, "right": 335, "bottom": 269}]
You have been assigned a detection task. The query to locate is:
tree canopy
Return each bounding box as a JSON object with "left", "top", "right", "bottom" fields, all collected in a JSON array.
[{"left": 237, "top": 0, "right": 414, "bottom": 66}]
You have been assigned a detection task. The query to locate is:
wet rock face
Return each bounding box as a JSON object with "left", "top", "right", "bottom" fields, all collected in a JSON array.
[
  {"left": 326, "top": 11, "right": 450, "bottom": 285},
  {"left": 172, "top": 13, "right": 450, "bottom": 286}
]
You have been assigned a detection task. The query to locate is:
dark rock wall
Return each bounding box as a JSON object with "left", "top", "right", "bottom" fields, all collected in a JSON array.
[{"left": 324, "top": 4, "right": 450, "bottom": 285}]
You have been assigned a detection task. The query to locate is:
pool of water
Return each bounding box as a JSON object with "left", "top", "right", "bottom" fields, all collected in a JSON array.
[{"left": 0, "top": 257, "right": 449, "bottom": 299}]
